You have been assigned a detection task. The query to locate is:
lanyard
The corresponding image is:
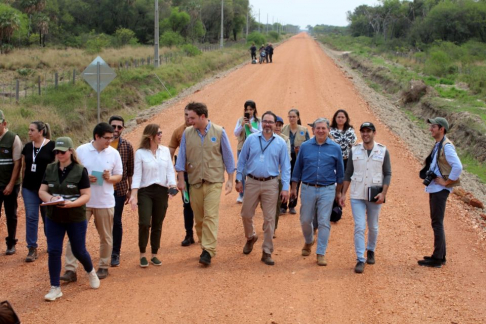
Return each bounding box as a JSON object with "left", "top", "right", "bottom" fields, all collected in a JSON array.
[
  {"left": 259, "top": 136, "right": 275, "bottom": 154},
  {"left": 32, "top": 139, "right": 46, "bottom": 164}
]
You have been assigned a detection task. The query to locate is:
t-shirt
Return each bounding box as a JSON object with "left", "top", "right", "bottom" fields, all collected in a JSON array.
[
  {"left": 22, "top": 140, "right": 56, "bottom": 191},
  {"left": 169, "top": 124, "right": 188, "bottom": 150}
]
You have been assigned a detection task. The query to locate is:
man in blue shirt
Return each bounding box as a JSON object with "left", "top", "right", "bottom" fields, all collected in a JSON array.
[
  {"left": 291, "top": 118, "right": 344, "bottom": 266},
  {"left": 418, "top": 117, "right": 462, "bottom": 268},
  {"left": 236, "top": 111, "right": 290, "bottom": 266}
]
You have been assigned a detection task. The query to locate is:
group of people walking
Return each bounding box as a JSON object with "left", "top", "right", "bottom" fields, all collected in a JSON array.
[
  {"left": 0, "top": 99, "right": 462, "bottom": 301},
  {"left": 250, "top": 43, "right": 274, "bottom": 64}
]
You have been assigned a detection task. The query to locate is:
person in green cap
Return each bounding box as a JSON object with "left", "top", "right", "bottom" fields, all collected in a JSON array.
[
  {"left": 39, "top": 137, "right": 100, "bottom": 301},
  {"left": 418, "top": 117, "right": 462, "bottom": 268},
  {"left": 0, "top": 110, "right": 22, "bottom": 255}
]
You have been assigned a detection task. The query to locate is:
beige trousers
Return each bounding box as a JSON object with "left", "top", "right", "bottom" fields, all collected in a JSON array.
[
  {"left": 240, "top": 177, "right": 279, "bottom": 254},
  {"left": 65, "top": 207, "right": 114, "bottom": 271},
  {"left": 190, "top": 182, "right": 223, "bottom": 257}
]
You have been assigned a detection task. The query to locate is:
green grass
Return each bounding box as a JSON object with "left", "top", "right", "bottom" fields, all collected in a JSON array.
[{"left": 459, "top": 153, "right": 486, "bottom": 183}]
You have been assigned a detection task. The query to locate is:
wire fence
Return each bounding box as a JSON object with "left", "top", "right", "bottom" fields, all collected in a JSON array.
[{"left": 0, "top": 41, "right": 244, "bottom": 104}]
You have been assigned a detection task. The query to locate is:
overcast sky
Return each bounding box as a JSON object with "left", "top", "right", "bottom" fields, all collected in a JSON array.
[{"left": 249, "top": 0, "right": 380, "bottom": 28}]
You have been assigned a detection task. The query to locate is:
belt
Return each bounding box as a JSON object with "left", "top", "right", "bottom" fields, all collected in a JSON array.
[
  {"left": 302, "top": 182, "right": 333, "bottom": 188},
  {"left": 248, "top": 174, "right": 277, "bottom": 182}
]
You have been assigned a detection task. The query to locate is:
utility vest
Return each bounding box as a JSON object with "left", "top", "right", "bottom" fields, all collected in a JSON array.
[
  {"left": 282, "top": 125, "right": 308, "bottom": 149},
  {"left": 44, "top": 162, "right": 86, "bottom": 223},
  {"left": 350, "top": 142, "right": 387, "bottom": 200},
  {"left": 437, "top": 137, "right": 461, "bottom": 187},
  {"left": 236, "top": 117, "right": 260, "bottom": 151},
  {"left": 0, "top": 131, "right": 20, "bottom": 187},
  {"left": 185, "top": 124, "right": 225, "bottom": 185}
]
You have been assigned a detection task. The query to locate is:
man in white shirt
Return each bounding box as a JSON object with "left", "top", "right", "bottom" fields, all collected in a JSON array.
[{"left": 61, "top": 123, "right": 122, "bottom": 281}]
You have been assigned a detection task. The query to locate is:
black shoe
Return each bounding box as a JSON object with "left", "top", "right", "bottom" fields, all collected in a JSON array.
[
  {"left": 280, "top": 208, "right": 287, "bottom": 214},
  {"left": 60, "top": 270, "right": 77, "bottom": 282},
  {"left": 355, "top": 261, "right": 365, "bottom": 273},
  {"left": 96, "top": 268, "right": 109, "bottom": 279},
  {"left": 181, "top": 235, "right": 195, "bottom": 247},
  {"left": 366, "top": 251, "right": 375, "bottom": 265},
  {"left": 5, "top": 245, "right": 16, "bottom": 255},
  {"left": 243, "top": 235, "right": 258, "bottom": 255},
  {"left": 418, "top": 258, "right": 442, "bottom": 268},
  {"left": 423, "top": 255, "right": 446, "bottom": 265},
  {"left": 261, "top": 252, "right": 275, "bottom": 265},
  {"left": 289, "top": 207, "right": 297, "bottom": 214},
  {"left": 199, "top": 250, "right": 211, "bottom": 266},
  {"left": 111, "top": 254, "right": 120, "bottom": 267},
  {"left": 26, "top": 247, "right": 38, "bottom": 262}
]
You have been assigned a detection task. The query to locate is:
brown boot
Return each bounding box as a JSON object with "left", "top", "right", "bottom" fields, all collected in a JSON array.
[
  {"left": 302, "top": 243, "right": 313, "bottom": 256},
  {"left": 25, "top": 247, "right": 38, "bottom": 262},
  {"left": 317, "top": 254, "right": 327, "bottom": 266},
  {"left": 261, "top": 252, "right": 274, "bottom": 266},
  {"left": 243, "top": 235, "right": 258, "bottom": 255}
]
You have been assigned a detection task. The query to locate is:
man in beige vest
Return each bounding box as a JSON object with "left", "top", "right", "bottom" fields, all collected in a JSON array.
[
  {"left": 340, "top": 122, "right": 391, "bottom": 274},
  {"left": 417, "top": 117, "right": 462, "bottom": 268},
  {"left": 175, "top": 102, "right": 235, "bottom": 266}
]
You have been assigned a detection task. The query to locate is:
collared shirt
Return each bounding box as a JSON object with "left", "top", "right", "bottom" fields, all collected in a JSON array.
[
  {"left": 168, "top": 123, "right": 188, "bottom": 151},
  {"left": 113, "top": 137, "right": 134, "bottom": 197},
  {"left": 132, "top": 145, "right": 176, "bottom": 189},
  {"left": 425, "top": 140, "right": 463, "bottom": 193},
  {"left": 76, "top": 142, "right": 123, "bottom": 208},
  {"left": 236, "top": 132, "right": 291, "bottom": 190},
  {"left": 291, "top": 137, "right": 344, "bottom": 185},
  {"left": 175, "top": 121, "right": 235, "bottom": 174}
]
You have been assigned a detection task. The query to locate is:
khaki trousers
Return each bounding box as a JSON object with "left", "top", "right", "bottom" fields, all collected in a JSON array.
[
  {"left": 190, "top": 182, "right": 223, "bottom": 257},
  {"left": 65, "top": 207, "right": 114, "bottom": 271},
  {"left": 241, "top": 177, "right": 279, "bottom": 254}
]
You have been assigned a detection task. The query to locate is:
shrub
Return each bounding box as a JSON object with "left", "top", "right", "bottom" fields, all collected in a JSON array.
[
  {"left": 424, "top": 50, "right": 451, "bottom": 77},
  {"left": 268, "top": 31, "right": 280, "bottom": 42},
  {"left": 160, "top": 31, "right": 184, "bottom": 47},
  {"left": 180, "top": 44, "right": 201, "bottom": 57},
  {"left": 85, "top": 34, "right": 111, "bottom": 54},
  {"left": 246, "top": 31, "right": 266, "bottom": 46},
  {"left": 113, "top": 28, "right": 138, "bottom": 47}
]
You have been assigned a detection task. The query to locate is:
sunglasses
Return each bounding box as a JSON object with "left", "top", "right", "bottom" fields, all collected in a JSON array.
[
  {"left": 111, "top": 125, "right": 124, "bottom": 130},
  {"left": 1, "top": 300, "right": 21, "bottom": 324},
  {"left": 157, "top": 131, "right": 163, "bottom": 136},
  {"left": 54, "top": 150, "right": 68, "bottom": 155}
]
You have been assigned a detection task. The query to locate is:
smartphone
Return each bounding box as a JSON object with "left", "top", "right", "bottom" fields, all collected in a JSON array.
[
  {"left": 168, "top": 187, "right": 179, "bottom": 196},
  {"left": 244, "top": 112, "right": 250, "bottom": 119}
]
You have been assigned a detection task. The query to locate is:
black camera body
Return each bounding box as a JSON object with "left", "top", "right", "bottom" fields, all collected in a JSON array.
[{"left": 423, "top": 170, "right": 437, "bottom": 186}]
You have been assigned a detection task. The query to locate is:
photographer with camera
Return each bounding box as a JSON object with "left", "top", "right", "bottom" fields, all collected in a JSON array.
[{"left": 418, "top": 117, "right": 462, "bottom": 268}]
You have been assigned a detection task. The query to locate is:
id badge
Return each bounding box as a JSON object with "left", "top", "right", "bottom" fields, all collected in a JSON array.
[
  {"left": 259, "top": 154, "right": 265, "bottom": 162},
  {"left": 31, "top": 164, "right": 37, "bottom": 172}
]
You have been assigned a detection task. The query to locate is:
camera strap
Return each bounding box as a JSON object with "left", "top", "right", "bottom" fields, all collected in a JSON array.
[{"left": 432, "top": 137, "right": 446, "bottom": 179}]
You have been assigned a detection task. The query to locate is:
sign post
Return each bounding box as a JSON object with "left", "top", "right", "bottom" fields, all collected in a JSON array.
[{"left": 82, "top": 56, "right": 117, "bottom": 123}]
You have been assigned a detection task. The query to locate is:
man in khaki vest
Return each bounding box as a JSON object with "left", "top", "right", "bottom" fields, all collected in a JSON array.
[
  {"left": 340, "top": 122, "right": 392, "bottom": 274},
  {"left": 176, "top": 102, "right": 235, "bottom": 266},
  {"left": 417, "top": 117, "right": 462, "bottom": 268}
]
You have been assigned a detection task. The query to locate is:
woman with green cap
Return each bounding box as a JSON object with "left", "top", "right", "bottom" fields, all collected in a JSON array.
[{"left": 38, "top": 137, "right": 100, "bottom": 301}]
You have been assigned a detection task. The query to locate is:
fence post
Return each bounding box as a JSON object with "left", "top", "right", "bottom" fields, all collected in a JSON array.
[
  {"left": 73, "top": 69, "right": 76, "bottom": 84},
  {"left": 38, "top": 76, "right": 41, "bottom": 95},
  {"left": 55, "top": 72, "right": 58, "bottom": 89},
  {"left": 15, "top": 80, "right": 19, "bottom": 102}
]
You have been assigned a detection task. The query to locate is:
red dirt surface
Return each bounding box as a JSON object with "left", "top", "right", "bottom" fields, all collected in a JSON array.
[{"left": 1, "top": 33, "right": 486, "bottom": 323}]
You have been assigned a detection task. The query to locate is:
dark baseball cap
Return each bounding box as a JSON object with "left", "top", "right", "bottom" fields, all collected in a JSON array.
[
  {"left": 307, "top": 122, "right": 314, "bottom": 128},
  {"left": 276, "top": 116, "right": 284, "bottom": 124},
  {"left": 359, "top": 122, "right": 376, "bottom": 131},
  {"left": 427, "top": 117, "right": 449, "bottom": 132}
]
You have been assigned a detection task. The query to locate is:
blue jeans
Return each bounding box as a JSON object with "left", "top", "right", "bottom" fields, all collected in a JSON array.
[
  {"left": 112, "top": 194, "right": 126, "bottom": 256},
  {"left": 351, "top": 199, "right": 382, "bottom": 262},
  {"left": 45, "top": 217, "right": 93, "bottom": 287},
  {"left": 237, "top": 150, "right": 246, "bottom": 198},
  {"left": 300, "top": 184, "right": 335, "bottom": 255},
  {"left": 22, "top": 187, "right": 46, "bottom": 248}
]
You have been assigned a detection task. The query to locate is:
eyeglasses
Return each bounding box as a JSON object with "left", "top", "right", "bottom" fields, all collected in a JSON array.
[
  {"left": 288, "top": 116, "right": 297, "bottom": 118},
  {"left": 102, "top": 136, "right": 114, "bottom": 141},
  {"left": 1, "top": 300, "right": 21, "bottom": 324},
  {"left": 54, "top": 150, "right": 67, "bottom": 155},
  {"left": 157, "top": 131, "right": 163, "bottom": 136},
  {"left": 262, "top": 120, "right": 275, "bottom": 124},
  {"left": 111, "top": 125, "right": 124, "bottom": 130}
]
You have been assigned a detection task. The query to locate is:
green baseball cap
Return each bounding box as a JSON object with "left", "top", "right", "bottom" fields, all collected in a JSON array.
[
  {"left": 0, "top": 110, "right": 5, "bottom": 122},
  {"left": 53, "top": 137, "right": 74, "bottom": 152},
  {"left": 427, "top": 117, "right": 449, "bottom": 132}
]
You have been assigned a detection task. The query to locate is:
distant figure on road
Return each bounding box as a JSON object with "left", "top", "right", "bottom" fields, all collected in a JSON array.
[
  {"left": 259, "top": 44, "right": 266, "bottom": 64},
  {"left": 250, "top": 43, "right": 257, "bottom": 62},
  {"left": 266, "top": 43, "right": 274, "bottom": 63}
]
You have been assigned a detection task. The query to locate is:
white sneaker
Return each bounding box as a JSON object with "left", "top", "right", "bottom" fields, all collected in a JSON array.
[
  {"left": 45, "top": 286, "right": 62, "bottom": 301},
  {"left": 236, "top": 196, "right": 243, "bottom": 204},
  {"left": 87, "top": 269, "right": 100, "bottom": 289}
]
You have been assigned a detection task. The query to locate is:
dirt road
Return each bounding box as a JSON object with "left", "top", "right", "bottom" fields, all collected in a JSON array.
[{"left": 2, "top": 33, "right": 486, "bottom": 323}]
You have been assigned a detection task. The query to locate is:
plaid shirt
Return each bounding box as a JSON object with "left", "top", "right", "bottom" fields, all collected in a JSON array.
[{"left": 114, "top": 137, "right": 134, "bottom": 197}]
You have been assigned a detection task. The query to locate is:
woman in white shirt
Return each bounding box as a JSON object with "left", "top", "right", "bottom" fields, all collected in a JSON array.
[
  {"left": 129, "top": 124, "right": 177, "bottom": 268},
  {"left": 234, "top": 100, "right": 262, "bottom": 203}
]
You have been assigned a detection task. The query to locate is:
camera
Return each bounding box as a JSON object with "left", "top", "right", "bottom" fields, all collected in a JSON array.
[
  {"left": 423, "top": 170, "right": 437, "bottom": 186},
  {"left": 244, "top": 112, "right": 250, "bottom": 120}
]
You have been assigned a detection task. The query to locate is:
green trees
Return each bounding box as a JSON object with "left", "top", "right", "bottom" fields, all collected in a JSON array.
[{"left": 0, "top": 4, "right": 23, "bottom": 52}]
